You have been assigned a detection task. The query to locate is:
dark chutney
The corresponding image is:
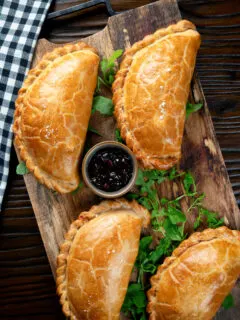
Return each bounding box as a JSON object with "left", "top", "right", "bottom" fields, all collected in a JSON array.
[{"left": 87, "top": 147, "right": 133, "bottom": 192}]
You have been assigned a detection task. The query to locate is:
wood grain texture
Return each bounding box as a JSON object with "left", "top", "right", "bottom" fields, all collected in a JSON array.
[
  {"left": 1, "top": 0, "right": 240, "bottom": 319},
  {"left": 15, "top": 0, "right": 239, "bottom": 274}
]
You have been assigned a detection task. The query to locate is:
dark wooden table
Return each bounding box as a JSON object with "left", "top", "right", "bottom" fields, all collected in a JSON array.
[{"left": 1, "top": 0, "right": 240, "bottom": 319}]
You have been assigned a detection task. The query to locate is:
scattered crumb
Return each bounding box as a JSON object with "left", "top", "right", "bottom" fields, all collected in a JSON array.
[
  {"left": 204, "top": 138, "right": 217, "bottom": 156},
  {"left": 123, "top": 28, "right": 131, "bottom": 48}
]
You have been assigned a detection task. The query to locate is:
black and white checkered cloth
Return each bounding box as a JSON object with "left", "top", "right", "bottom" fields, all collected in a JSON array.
[{"left": 0, "top": 0, "right": 52, "bottom": 209}]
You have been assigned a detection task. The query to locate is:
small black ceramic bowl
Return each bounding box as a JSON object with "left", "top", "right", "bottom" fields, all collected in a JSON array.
[{"left": 82, "top": 141, "right": 138, "bottom": 198}]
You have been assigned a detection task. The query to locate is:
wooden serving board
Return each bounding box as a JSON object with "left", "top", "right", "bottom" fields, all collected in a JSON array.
[{"left": 15, "top": 0, "right": 239, "bottom": 283}]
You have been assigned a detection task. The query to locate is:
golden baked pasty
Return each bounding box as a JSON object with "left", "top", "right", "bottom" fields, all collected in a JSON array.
[
  {"left": 13, "top": 42, "right": 99, "bottom": 192},
  {"left": 113, "top": 20, "right": 201, "bottom": 169},
  {"left": 147, "top": 226, "right": 240, "bottom": 320},
  {"left": 56, "top": 199, "right": 150, "bottom": 319}
]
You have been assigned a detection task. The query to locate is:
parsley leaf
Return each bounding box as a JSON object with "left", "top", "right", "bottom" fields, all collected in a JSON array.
[
  {"left": 194, "top": 214, "right": 202, "bottom": 230},
  {"left": 88, "top": 125, "right": 102, "bottom": 136},
  {"left": 186, "top": 102, "right": 203, "bottom": 119},
  {"left": 115, "top": 128, "right": 124, "bottom": 143},
  {"left": 135, "top": 169, "right": 145, "bottom": 186},
  {"left": 200, "top": 208, "right": 224, "bottom": 228},
  {"left": 99, "top": 49, "right": 123, "bottom": 87},
  {"left": 16, "top": 162, "right": 29, "bottom": 175},
  {"left": 92, "top": 96, "right": 114, "bottom": 116},
  {"left": 123, "top": 167, "right": 227, "bottom": 317},
  {"left": 163, "top": 218, "right": 185, "bottom": 241},
  {"left": 107, "top": 49, "right": 123, "bottom": 65},
  {"left": 135, "top": 236, "right": 153, "bottom": 270},
  {"left": 183, "top": 172, "right": 197, "bottom": 195},
  {"left": 147, "top": 237, "right": 172, "bottom": 265},
  {"left": 169, "top": 167, "right": 183, "bottom": 180},
  {"left": 126, "top": 193, "right": 140, "bottom": 200},
  {"left": 135, "top": 168, "right": 168, "bottom": 191},
  {"left": 222, "top": 294, "right": 234, "bottom": 310},
  {"left": 133, "top": 236, "right": 173, "bottom": 295},
  {"left": 122, "top": 283, "right": 147, "bottom": 320},
  {"left": 167, "top": 206, "right": 186, "bottom": 224}
]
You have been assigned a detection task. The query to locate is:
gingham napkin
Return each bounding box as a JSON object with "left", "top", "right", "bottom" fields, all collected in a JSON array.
[{"left": 0, "top": 0, "right": 52, "bottom": 209}]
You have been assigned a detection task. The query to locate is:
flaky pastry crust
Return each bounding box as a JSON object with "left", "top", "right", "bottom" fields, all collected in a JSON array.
[
  {"left": 56, "top": 198, "right": 150, "bottom": 319},
  {"left": 147, "top": 226, "right": 240, "bottom": 320},
  {"left": 112, "top": 20, "right": 201, "bottom": 169},
  {"left": 13, "top": 42, "right": 99, "bottom": 192}
]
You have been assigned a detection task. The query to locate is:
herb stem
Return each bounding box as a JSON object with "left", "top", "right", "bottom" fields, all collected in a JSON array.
[
  {"left": 169, "top": 194, "right": 187, "bottom": 203},
  {"left": 187, "top": 193, "right": 204, "bottom": 212}
]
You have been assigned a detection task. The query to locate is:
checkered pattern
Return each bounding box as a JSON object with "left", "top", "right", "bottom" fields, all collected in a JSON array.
[{"left": 0, "top": 0, "right": 52, "bottom": 209}]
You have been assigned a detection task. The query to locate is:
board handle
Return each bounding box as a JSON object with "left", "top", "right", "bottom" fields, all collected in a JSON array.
[{"left": 47, "top": 0, "right": 118, "bottom": 20}]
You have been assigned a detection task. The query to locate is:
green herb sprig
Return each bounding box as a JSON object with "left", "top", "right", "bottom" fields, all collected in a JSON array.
[
  {"left": 122, "top": 167, "right": 225, "bottom": 319},
  {"left": 115, "top": 128, "right": 124, "bottom": 143},
  {"left": 93, "top": 50, "right": 123, "bottom": 115},
  {"left": 92, "top": 96, "right": 114, "bottom": 116},
  {"left": 122, "top": 283, "right": 147, "bottom": 320},
  {"left": 98, "top": 49, "right": 123, "bottom": 88},
  {"left": 186, "top": 102, "right": 203, "bottom": 119},
  {"left": 222, "top": 293, "right": 235, "bottom": 310},
  {"left": 16, "top": 162, "right": 29, "bottom": 175}
]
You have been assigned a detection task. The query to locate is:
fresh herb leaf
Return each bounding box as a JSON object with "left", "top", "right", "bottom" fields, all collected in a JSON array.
[
  {"left": 161, "top": 198, "right": 168, "bottom": 205},
  {"left": 169, "top": 167, "right": 177, "bottom": 180},
  {"left": 107, "top": 49, "right": 123, "bottom": 65},
  {"left": 123, "top": 167, "right": 225, "bottom": 318},
  {"left": 130, "top": 286, "right": 146, "bottom": 308},
  {"left": 194, "top": 214, "right": 202, "bottom": 230},
  {"left": 139, "top": 236, "right": 153, "bottom": 251},
  {"left": 167, "top": 206, "right": 186, "bottom": 224},
  {"left": 134, "top": 236, "right": 173, "bottom": 292},
  {"left": 115, "top": 128, "right": 124, "bottom": 143},
  {"left": 88, "top": 125, "right": 102, "bottom": 136},
  {"left": 163, "top": 218, "right": 185, "bottom": 241},
  {"left": 168, "top": 167, "right": 185, "bottom": 180},
  {"left": 99, "top": 49, "right": 123, "bottom": 87},
  {"left": 144, "top": 169, "right": 167, "bottom": 183},
  {"left": 135, "top": 169, "right": 168, "bottom": 195},
  {"left": 71, "top": 182, "right": 84, "bottom": 195},
  {"left": 186, "top": 102, "right": 203, "bottom": 119},
  {"left": 92, "top": 96, "right": 114, "bottom": 116},
  {"left": 126, "top": 193, "right": 139, "bottom": 200},
  {"left": 135, "top": 236, "right": 153, "bottom": 270},
  {"left": 140, "top": 261, "right": 156, "bottom": 274},
  {"left": 138, "top": 196, "right": 154, "bottom": 211},
  {"left": 122, "top": 283, "right": 147, "bottom": 320},
  {"left": 134, "top": 236, "right": 173, "bottom": 290},
  {"left": 16, "top": 162, "right": 29, "bottom": 175},
  {"left": 222, "top": 294, "right": 234, "bottom": 310},
  {"left": 135, "top": 169, "right": 145, "bottom": 186},
  {"left": 147, "top": 237, "right": 172, "bottom": 265},
  {"left": 200, "top": 207, "right": 224, "bottom": 228},
  {"left": 183, "top": 172, "right": 197, "bottom": 195}
]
